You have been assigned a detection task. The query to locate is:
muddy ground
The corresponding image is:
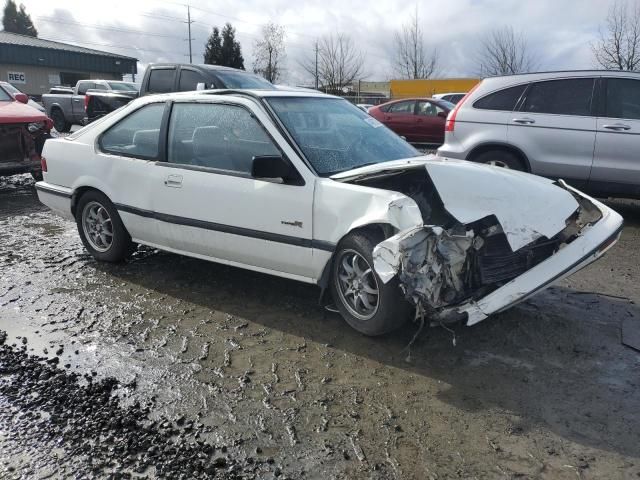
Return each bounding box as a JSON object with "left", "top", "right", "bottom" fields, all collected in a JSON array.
[{"left": 0, "top": 174, "right": 639, "bottom": 479}]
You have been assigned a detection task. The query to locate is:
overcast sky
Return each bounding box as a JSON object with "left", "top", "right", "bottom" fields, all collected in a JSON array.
[{"left": 13, "top": 0, "right": 620, "bottom": 84}]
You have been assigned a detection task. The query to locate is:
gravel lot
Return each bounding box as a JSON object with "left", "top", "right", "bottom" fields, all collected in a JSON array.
[{"left": 0, "top": 174, "right": 639, "bottom": 479}]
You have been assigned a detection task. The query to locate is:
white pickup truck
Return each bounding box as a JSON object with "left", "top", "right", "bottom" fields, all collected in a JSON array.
[{"left": 41, "top": 80, "right": 138, "bottom": 132}]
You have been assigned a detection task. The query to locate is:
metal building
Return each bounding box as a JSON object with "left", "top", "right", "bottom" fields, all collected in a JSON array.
[{"left": 0, "top": 31, "right": 137, "bottom": 97}]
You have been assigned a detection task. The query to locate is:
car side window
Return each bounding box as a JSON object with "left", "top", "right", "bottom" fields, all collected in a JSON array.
[
  {"left": 178, "top": 69, "right": 206, "bottom": 92},
  {"left": 167, "top": 103, "right": 280, "bottom": 174},
  {"left": 148, "top": 69, "right": 176, "bottom": 93},
  {"left": 605, "top": 78, "right": 640, "bottom": 120},
  {"left": 522, "top": 78, "right": 595, "bottom": 116},
  {"left": 387, "top": 101, "right": 415, "bottom": 114},
  {"left": 100, "top": 103, "right": 165, "bottom": 158},
  {"left": 92, "top": 83, "right": 108, "bottom": 91},
  {"left": 416, "top": 101, "right": 443, "bottom": 116},
  {"left": 474, "top": 84, "right": 527, "bottom": 111},
  {"left": 77, "top": 82, "right": 93, "bottom": 95}
]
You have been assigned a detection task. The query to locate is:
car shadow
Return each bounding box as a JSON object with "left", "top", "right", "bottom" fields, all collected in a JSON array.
[{"left": 95, "top": 243, "right": 640, "bottom": 460}]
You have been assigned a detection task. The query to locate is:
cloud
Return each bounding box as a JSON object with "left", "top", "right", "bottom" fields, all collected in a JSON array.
[{"left": 20, "top": 0, "right": 619, "bottom": 84}]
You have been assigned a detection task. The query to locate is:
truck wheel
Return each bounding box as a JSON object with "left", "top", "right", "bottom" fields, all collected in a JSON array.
[
  {"left": 75, "top": 190, "right": 133, "bottom": 262},
  {"left": 51, "top": 109, "right": 71, "bottom": 133},
  {"left": 474, "top": 150, "right": 525, "bottom": 171},
  {"left": 330, "top": 230, "right": 411, "bottom": 336}
]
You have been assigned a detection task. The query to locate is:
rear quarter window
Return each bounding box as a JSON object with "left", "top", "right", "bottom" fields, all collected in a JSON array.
[
  {"left": 100, "top": 103, "right": 165, "bottom": 159},
  {"left": 474, "top": 84, "right": 527, "bottom": 111}
]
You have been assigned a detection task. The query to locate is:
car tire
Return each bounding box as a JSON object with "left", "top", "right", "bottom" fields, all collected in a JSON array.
[
  {"left": 474, "top": 150, "right": 525, "bottom": 171},
  {"left": 51, "top": 109, "right": 71, "bottom": 133},
  {"left": 75, "top": 190, "right": 134, "bottom": 262},
  {"left": 330, "top": 230, "right": 411, "bottom": 336}
]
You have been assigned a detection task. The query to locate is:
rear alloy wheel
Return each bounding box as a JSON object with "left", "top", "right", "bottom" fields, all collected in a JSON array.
[
  {"left": 76, "top": 191, "right": 133, "bottom": 262},
  {"left": 474, "top": 150, "right": 525, "bottom": 171},
  {"left": 330, "top": 230, "right": 411, "bottom": 336}
]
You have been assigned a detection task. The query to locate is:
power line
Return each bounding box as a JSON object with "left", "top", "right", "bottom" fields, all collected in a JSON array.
[
  {"left": 38, "top": 36, "right": 186, "bottom": 56},
  {"left": 35, "top": 16, "right": 184, "bottom": 39}
]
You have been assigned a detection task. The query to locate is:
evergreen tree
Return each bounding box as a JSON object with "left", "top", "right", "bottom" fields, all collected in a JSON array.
[
  {"left": 203, "top": 27, "right": 222, "bottom": 65},
  {"left": 221, "top": 23, "right": 244, "bottom": 69},
  {"left": 2, "top": 0, "right": 38, "bottom": 37}
]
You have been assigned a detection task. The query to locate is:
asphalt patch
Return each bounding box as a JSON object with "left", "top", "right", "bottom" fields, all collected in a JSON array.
[{"left": 0, "top": 330, "right": 285, "bottom": 479}]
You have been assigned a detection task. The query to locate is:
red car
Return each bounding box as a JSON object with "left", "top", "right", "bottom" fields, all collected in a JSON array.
[
  {"left": 368, "top": 98, "right": 454, "bottom": 144},
  {"left": 0, "top": 86, "right": 52, "bottom": 180}
]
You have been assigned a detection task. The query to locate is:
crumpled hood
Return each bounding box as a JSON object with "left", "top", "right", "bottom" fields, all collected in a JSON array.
[
  {"left": 334, "top": 155, "right": 580, "bottom": 251},
  {"left": 424, "top": 158, "right": 579, "bottom": 251}
]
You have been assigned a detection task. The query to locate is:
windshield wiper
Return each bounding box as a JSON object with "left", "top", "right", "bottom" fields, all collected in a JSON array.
[{"left": 325, "top": 162, "right": 381, "bottom": 176}]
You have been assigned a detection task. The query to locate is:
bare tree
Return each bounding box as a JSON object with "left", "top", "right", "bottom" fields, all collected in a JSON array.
[
  {"left": 476, "top": 26, "right": 537, "bottom": 76},
  {"left": 301, "top": 34, "right": 365, "bottom": 93},
  {"left": 393, "top": 8, "right": 438, "bottom": 79},
  {"left": 592, "top": 0, "right": 640, "bottom": 70},
  {"left": 253, "top": 23, "right": 286, "bottom": 83}
]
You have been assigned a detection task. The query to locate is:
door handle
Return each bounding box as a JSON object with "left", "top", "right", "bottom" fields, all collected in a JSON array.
[
  {"left": 164, "top": 174, "right": 183, "bottom": 188},
  {"left": 512, "top": 118, "right": 535, "bottom": 125},
  {"left": 603, "top": 123, "right": 631, "bottom": 131}
]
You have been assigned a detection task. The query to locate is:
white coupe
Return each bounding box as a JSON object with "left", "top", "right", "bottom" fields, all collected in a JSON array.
[{"left": 36, "top": 89, "right": 623, "bottom": 335}]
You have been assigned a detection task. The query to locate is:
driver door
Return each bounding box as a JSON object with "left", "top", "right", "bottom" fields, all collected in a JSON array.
[{"left": 151, "top": 100, "right": 315, "bottom": 279}]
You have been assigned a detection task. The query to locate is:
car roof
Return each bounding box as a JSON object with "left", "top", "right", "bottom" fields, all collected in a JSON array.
[
  {"left": 138, "top": 88, "right": 341, "bottom": 102},
  {"left": 147, "top": 63, "right": 248, "bottom": 73},
  {"left": 486, "top": 69, "right": 640, "bottom": 81}
]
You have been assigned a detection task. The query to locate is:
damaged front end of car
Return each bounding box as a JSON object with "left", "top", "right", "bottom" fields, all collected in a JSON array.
[
  {"left": 0, "top": 121, "right": 50, "bottom": 177},
  {"left": 337, "top": 158, "right": 623, "bottom": 327}
]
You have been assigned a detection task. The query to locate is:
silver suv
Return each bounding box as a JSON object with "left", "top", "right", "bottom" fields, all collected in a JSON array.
[{"left": 437, "top": 70, "right": 640, "bottom": 199}]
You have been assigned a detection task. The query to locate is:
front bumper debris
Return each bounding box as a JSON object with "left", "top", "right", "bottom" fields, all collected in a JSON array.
[{"left": 373, "top": 188, "right": 624, "bottom": 327}]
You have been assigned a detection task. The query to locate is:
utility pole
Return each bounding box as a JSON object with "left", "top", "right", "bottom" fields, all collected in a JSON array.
[
  {"left": 314, "top": 41, "right": 319, "bottom": 90},
  {"left": 185, "top": 5, "right": 194, "bottom": 64}
]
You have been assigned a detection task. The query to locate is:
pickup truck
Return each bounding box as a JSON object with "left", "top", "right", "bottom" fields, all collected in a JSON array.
[
  {"left": 42, "top": 80, "right": 138, "bottom": 132},
  {"left": 84, "top": 64, "right": 275, "bottom": 124}
]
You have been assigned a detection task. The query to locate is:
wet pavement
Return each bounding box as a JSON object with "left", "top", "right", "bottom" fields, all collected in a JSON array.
[{"left": 1, "top": 174, "right": 639, "bottom": 479}]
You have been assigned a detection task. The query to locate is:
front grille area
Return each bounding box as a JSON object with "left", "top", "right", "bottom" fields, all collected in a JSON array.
[{"left": 477, "top": 234, "right": 558, "bottom": 285}]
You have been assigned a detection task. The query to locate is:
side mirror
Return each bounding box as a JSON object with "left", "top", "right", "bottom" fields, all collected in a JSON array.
[
  {"left": 251, "top": 155, "right": 297, "bottom": 183},
  {"left": 15, "top": 93, "right": 28, "bottom": 104},
  {"left": 196, "top": 82, "right": 206, "bottom": 91},
  {"left": 437, "top": 111, "right": 447, "bottom": 118}
]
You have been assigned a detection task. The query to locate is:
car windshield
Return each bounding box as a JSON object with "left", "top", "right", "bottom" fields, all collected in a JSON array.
[
  {"left": 108, "top": 82, "right": 139, "bottom": 91},
  {"left": 267, "top": 97, "right": 420, "bottom": 176},
  {"left": 439, "top": 100, "right": 456, "bottom": 109},
  {"left": 2, "top": 83, "right": 21, "bottom": 96},
  {"left": 214, "top": 71, "right": 275, "bottom": 89},
  {"left": 0, "top": 86, "right": 11, "bottom": 102}
]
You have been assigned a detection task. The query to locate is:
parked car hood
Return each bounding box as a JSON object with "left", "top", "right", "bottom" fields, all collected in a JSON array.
[
  {"left": 0, "top": 100, "right": 50, "bottom": 124},
  {"left": 333, "top": 155, "right": 579, "bottom": 251}
]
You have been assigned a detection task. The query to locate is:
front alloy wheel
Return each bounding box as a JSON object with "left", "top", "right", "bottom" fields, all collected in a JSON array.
[
  {"left": 330, "top": 230, "right": 410, "bottom": 336},
  {"left": 335, "top": 249, "right": 380, "bottom": 321}
]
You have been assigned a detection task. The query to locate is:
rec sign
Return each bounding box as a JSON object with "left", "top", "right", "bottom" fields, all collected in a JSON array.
[{"left": 7, "top": 72, "right": 26, "bottom": 84}]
